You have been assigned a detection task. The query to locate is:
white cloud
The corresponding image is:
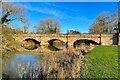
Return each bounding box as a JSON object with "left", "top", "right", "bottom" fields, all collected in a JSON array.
[
  {"left": 24, "top": 3, "right": 81, "bottom": 19},
  {"left": 25, "top": 3, "right": 92, "bottom": 23},
  {"left": 26, "top": 4, "right": 65, "bottom": 18},
  {"left": 44, "top": 3, "right": 79, "bottom": 12}
]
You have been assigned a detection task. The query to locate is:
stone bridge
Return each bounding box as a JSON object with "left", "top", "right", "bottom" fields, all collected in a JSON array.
[{"left": 13, "top": 34, "right": 120, "bottom": 47}]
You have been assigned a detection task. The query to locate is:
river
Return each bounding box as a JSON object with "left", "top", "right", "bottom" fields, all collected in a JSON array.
[
  {"left": 2, "top": 41, "right": 89, "bottom": 78},
  {"left": 3, "top": 53, "right": 43, "bottom": 78},
  {"left": 2, "top": 42, "right": 67, "bottom": 78}
]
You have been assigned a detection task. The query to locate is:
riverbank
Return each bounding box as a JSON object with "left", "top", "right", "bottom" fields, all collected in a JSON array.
[
  {"left": 2, "top": 43, "right": 95, "bottom": 79},
  {"left": 2, "top": 26, "right": 22, "bottom": 58}
]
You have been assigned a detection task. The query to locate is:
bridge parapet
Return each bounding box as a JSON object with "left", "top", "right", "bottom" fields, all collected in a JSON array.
[{"left": 13, "top": 33, "right": 119, "bottom": 46}]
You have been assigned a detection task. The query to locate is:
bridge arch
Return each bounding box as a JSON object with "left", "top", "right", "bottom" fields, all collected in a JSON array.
[
  {"left": 23, "top": 38, "right": 40, "bottom": 44},
  {"left": 48, "top": 39, "right": 66, "bottom": 50},
  {"left": 22, "top": 38, "right": 41, "bottom": 50},
  {"left": 73, "top": 39, "right": 99, "bottom": 48},
  {"left": 48, "top": 39, "right": 65, "bottom": 45}
]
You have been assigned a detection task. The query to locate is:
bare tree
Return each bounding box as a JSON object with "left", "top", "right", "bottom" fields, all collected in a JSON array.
[
  {"left": 35, "top": 18, "right": 61, "bottom": 34},
  {"left": 1, "top": 2, "right": 28, "bottom": 25},
  {"left": 89, "top": 8, "right": 120, "bottom": 34},
  {"left": 89, "top": 12, "right": 111, "bottom": 34},
  {"left": 23, "top": 25, "right": 28, "bottom": 33}
]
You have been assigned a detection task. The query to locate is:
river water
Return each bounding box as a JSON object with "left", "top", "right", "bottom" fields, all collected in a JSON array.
[
  {"left": 2, "top": 43, "right": 67, "bottom": 78},
  {"left": 2, "top": 41, "right": 84, "bottom": 78},
  {"left": 3, "top": 53, "right": 43, "bottom": 78}
]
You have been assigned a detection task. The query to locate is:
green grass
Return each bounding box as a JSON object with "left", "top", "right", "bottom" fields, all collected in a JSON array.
[{"left": 83, "top": 46, "right": 118, "bottom": 78}]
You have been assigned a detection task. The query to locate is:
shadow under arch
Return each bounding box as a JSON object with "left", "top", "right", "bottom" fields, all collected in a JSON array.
[
  {"left": 73, "top": 39, "right": 99, "bottom": 48},
  {"left": 48, "top": 39, "right": 66, "bottom": 51},
  {"left": 22, "top": 38, "right": 41, "bottom": 50}
]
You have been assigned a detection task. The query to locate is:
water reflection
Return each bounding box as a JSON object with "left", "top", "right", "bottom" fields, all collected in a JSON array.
[
  {"left": 2, "top": 47, "right": 88, "bottom": 78},
  {"left": 3, "top": 53, "right": 42, "bottom": 78},
  {"left": 74, "top": 39, "right": 99, "bottom": 48},
  {"left": 2, "top": 40, "right": 94, "bottom": 78},
  {"left": 48, "top": 40, "right": 66, "bottom": 50},
  {"left": 22, "top": 38, "right": 40, "bottom": 50},
  {"left": 22, "top": 39, "right": 66, "bottom": 51},
  {"left": 48, "top": 45, "right": 66, "bottom": 51}
]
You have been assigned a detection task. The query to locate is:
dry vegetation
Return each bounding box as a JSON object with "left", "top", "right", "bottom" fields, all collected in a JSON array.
[
  {"left": 0, "top": 24, "right": 2, "bottom": 79},
  {"left": 18, "top": 44, "right": 95, "bottom": 79},
  {"left": 2, "top": 26, "right": 22, "bottom": 58}
]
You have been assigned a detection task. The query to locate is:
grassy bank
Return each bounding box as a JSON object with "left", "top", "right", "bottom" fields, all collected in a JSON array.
[
  {"left": 2, "top": 25, "right": 23, "bottom": 58},
  {"left": 83, "top": 46, "right": 118, "bottom": 78}
]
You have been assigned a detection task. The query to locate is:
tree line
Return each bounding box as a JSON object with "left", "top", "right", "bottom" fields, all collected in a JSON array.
[{"left": 89, "top": 8, "right": 120, "bottom": 34}]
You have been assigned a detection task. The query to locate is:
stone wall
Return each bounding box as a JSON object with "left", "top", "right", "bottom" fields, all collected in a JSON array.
[
  {"left": 101, "top": 34, "right": 113, "bottom": 45},
  {"left": 13, "top": 34, "right": 120, "bottom": 47}
]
